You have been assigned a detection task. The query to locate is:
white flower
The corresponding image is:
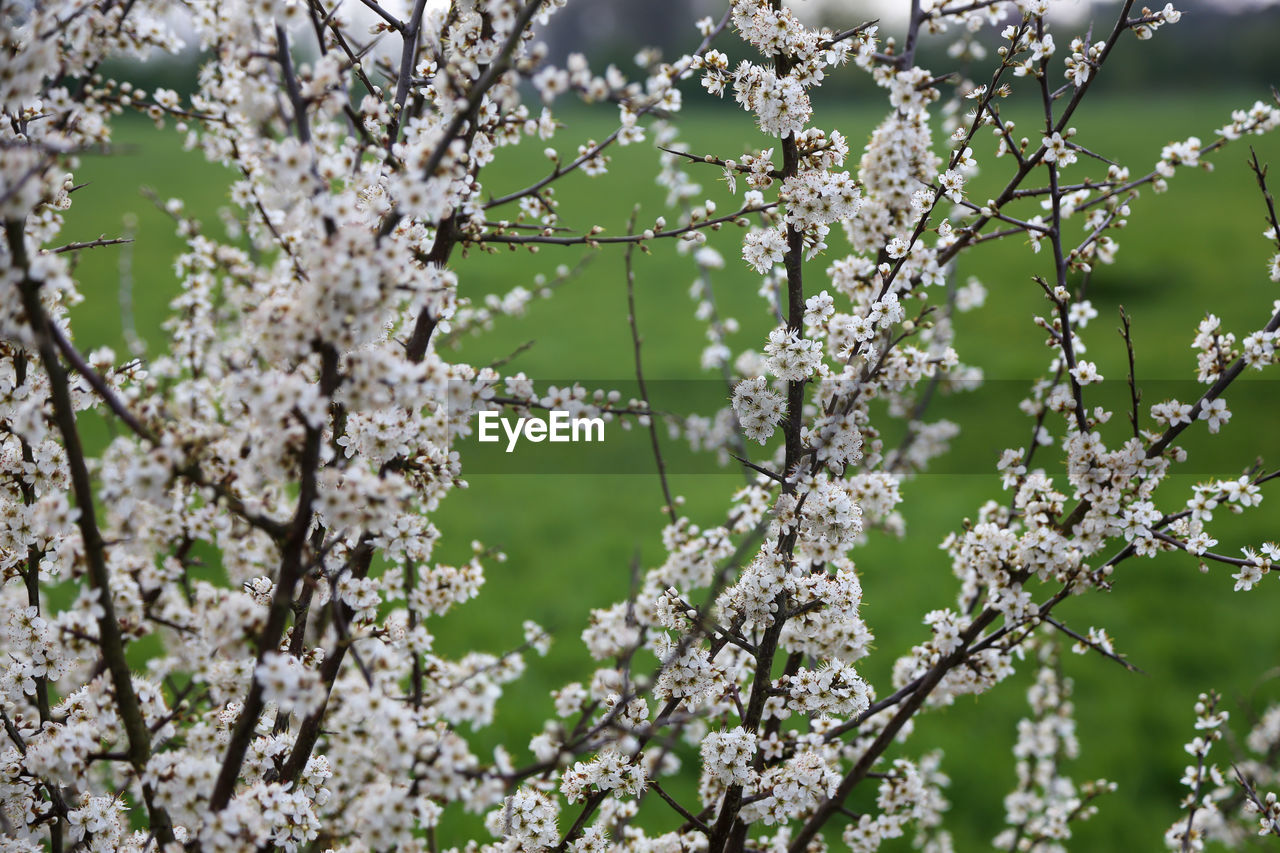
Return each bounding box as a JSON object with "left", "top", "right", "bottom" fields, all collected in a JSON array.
[
  {"left": 939, "top": 169, "right": 965, "bottom": 203},
  {"left": 701, "top": 727, "right": 758, "bottom": 786},
  {"left": 1069, "top": 361, "right": 1102, "bottom": 385},
  {"left": 733, "top": 376, "right": 787, "bottom": 443},
  {"left": 743, "top": 226, "right": 788, "bottom": 273},
  {"left": 1042, "top": 132, "right": 1077, "bottom": 167},
  {"left": 764, "top": 325, "right": 822, "bottom": 381},
  {"left": 1198, "top": 398, "right": 1231, "bottom": 433}
]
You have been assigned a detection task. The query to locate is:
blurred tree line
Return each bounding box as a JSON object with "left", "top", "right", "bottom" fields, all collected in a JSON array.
[
  {"left": 105, "top": 0, "right": 1277, "bottom": 110},
  {"left": 539, "top": 0, "right": 1278, "bottom": 100}
]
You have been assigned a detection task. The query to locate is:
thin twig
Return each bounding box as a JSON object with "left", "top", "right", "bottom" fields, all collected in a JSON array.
[{"left": 624, "top": 209, "right": 677, "bottom": 522}]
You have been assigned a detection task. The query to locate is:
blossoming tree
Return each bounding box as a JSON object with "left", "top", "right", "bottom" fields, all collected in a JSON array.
[{"left": 2, "top": 0, "right": 1280, "bottom": 850}]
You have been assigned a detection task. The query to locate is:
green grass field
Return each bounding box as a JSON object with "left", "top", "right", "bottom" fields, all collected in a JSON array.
[{"left": 59, "top": 89, "right": 1280, "bottom": 849}]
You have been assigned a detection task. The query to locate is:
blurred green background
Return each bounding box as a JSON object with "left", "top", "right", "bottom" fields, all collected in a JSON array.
[{"left": 58, "top": 72, "right": 1280, "bottom": 849}]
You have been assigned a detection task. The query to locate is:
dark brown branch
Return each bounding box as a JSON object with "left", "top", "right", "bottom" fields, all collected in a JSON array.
[
  {"left": 473, "top": 203, "right": 774, "bottom": 246},
  {"left": 657, "top": 146, "right": 782, "bottom": 179},
  {"left": 49, "top": 236, "right": 131, "bottom": 253},
  {"left": 354, "top": 0, "right": 405, "bottom": 31},
  {"left": 484, "top": 8, "right": 734, "bottom": 212},
  {"left": 1120, "top": 307, "right": 1141, "bottom": 439},
  {"left": 823, "top": 19, "right": 878, "bottom": 46},
  {"left": 651, "top": 781, "right": 711, "bottom": 835},
  {"left": 1042, "top": 616, "right": 1143, "bottom": 674},
  {"left": 278, "top": 536, "right": 377, "bottom": 785},
  {"left": 275, "top": 24, "right": 311, "bottom": 145},
  {"left": 789, "top": 608, "right": 1001, "bottom": 852},
  {"left": 209, "top": 345, "right": 340, "bottom": 810},
  {"left": 729, "top": 453, "right": 786, "bottom": 484},
  {"left": 934, "top": 0, "right": 1139, "bottom": 271},
  {"left": 899, "top": 0, "right": 924, "bottom": 69},
  {"left": 709, "top": 12, "right": 804, "bottom": 849},
  {"left": 6, "top": 218, "right": 175, "bottom": 846},
  {"left": 386, "top": 0, "right": 429, "bottom": 147},
  {"left": 47, "top": 322, "right": 154, "bottom": 440},
  {"left": 417, "top": 0, "right": 542, "bottom": 185}
]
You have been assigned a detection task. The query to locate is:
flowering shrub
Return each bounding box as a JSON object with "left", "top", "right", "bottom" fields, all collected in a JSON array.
[{"left": 3, "top": 0, "right": 1280, "bottom": 851}]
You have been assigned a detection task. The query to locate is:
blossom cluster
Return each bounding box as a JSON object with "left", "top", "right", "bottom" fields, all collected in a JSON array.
[{"left": 2, "top": 0, "right": 1280, "bottom": 851}]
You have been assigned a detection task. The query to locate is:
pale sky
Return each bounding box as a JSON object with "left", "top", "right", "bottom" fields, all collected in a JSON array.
[
  {"left": 796, "top": 0, "right": 1279, "bottom": 28},
  {"left": 408, "top": 0, "right": 1276, "bottom": 35}
]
